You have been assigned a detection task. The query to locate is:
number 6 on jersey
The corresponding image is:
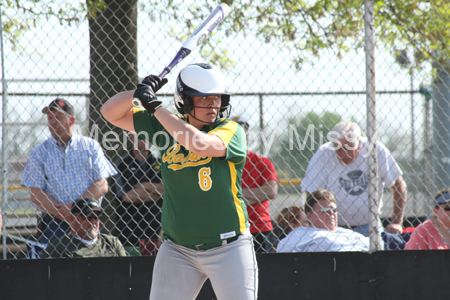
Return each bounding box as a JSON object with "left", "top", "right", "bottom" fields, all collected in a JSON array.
[{"left": 199, "top": 167, "right": 212, "bottom": 191}]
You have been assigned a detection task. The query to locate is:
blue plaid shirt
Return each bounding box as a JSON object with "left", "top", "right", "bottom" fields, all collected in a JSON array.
[{"left": 21, "top": 135, "right": 117, "bottom": 208}]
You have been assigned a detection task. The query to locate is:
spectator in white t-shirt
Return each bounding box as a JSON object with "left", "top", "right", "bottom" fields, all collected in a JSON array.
[
  {"left": 277, "top": 190, "right": 369, "bottom": 252},
  {"left": 301, "top": 121, "right": 407, "bottom": 236}
]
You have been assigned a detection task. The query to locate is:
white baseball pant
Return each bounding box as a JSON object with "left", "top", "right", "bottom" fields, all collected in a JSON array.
[{"left": 149, "top": 230, "right": 258, "bottom": 300}]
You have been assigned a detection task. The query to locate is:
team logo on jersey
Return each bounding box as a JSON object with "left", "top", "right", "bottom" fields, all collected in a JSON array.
[
  {"left": 162, "top": 144, "right": 212, "bottom": 171},
  {"left": 338, "top": 170, "right": 368, "bottom": 196}
]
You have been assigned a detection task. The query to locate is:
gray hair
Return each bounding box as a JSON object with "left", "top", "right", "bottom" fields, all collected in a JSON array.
[{"left": 329, "top": 120, "right": 362, "bottom": 144}]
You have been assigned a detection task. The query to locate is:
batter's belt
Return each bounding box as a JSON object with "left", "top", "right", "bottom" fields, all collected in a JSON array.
[{"left": 185, "top": 235, "right": 240, "bottom": 251}]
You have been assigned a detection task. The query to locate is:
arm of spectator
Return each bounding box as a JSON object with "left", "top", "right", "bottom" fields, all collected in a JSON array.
[
  {"left": 81, "top": 178, "right": 109, "bottom": 201},
  {"left": 141, "top": 182, "right": 164, "bottom": 200},
  {"left": 121, "top": 182, "right": 164, "bottom": 203},
  {"left": 115, "top": 239, "right": 128, "bottom": 257},
  {"left": 386, "top": 176, "right": 407, "bottom": 234},
  {"left": 29, "top": 188, "right": 68, "bottom": 221},
  {"left": 404, "top": 226, "right": 426, "bottom": 250},
  {"left": 242, "top": 180, "right": 278, "bottom": 206}
]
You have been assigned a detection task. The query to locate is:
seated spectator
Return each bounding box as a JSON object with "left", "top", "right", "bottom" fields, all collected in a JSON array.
[
  {"left": 277, "top": 189, "right": 369, "bottom": 252},
  {"left": 301, "top": 121, "right": 407, "bottom": 237},
  {"left": 274, "top": 206, "right": 309, "bottom": 241},
  {"left": 381, "top": 231, "right": 412, "bottom": 251},
  {"left": 405, "top": 189, "right": 450, "bottom": 250},
  {"left": 41, "top": 197, "right": 127, "bottom": 258},
  {"left": 111, "top": 132, "right": 163, "bottom": 256}
]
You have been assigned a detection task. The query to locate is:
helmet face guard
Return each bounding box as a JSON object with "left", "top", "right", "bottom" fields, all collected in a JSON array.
[{"left": 174, "top": 63, "right": 230, "bottom": 116}]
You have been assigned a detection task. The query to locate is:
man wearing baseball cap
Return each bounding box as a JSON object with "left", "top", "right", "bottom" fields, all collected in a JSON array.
[
  {"left": 21, "top": 98, "right": 117, "bottom": 252},
  {"left": 232, "top": 116, "right": 280, "bottom": 253},
  {"left": 41, "top": 197, "right": 126, "bottom": 258},
  {"left": 41, "top": 98, "right": 75, "bottom": 115}
]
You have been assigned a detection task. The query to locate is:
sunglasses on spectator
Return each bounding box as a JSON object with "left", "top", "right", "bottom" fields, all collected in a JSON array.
[
  {"left": 77, "top": 214, "right": 100, "bottom": 221},
  {"left": 441, "top": 206, "right": 450, "bottom": 211},
  {"left": 319, "top": 207, "right": 337, "bottom": 213}
]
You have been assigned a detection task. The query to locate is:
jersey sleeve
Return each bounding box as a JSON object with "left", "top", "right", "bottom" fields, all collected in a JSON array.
[
  {"left": 133, "top": 108, "right": 166, "bottom": 146},
  {"left": 89, "top": 138, "right": 118, "bottom": 180},
  {"left": 260, "top": 157, "right": 279, "bottom": 182},
  {"left": 377, "top": 142, "right": 403, "bottom": 188},
  {"left": 21, "top": 147, "right": 46, "bottom": 189},
  {"left": 110, "top": 236, "right": 128, "bottom": 257},
  {"left": 209, "top": 120, "right": 247, "bottom": 164}
]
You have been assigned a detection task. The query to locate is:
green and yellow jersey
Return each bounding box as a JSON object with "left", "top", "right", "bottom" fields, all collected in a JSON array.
[{"left": 133, "top": 108, "right": 249, "bottom": 247}]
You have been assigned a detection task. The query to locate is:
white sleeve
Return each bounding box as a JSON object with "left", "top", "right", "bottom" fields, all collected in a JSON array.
[
  {"left": 277, "top": 236, "right": 295, "bottom": 252},
  {"left": 301, "top": 148, "right": 328, "bottom": 192},
  {"left": 277, "top": 229, "right": 309, "bottom": 252},
  {"left": 304, "top": 236, "right": 337, "bottom": 252},
  {"left": 276, "top": 238, "right": 288, "bottom": 252},
  {"left": 377, "top": 142, "right": 403, "bottom": 188}
]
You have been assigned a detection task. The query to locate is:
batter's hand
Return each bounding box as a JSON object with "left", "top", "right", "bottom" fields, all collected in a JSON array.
[{"left": 133, "top": 75, "right": 168, "bottom": 114}]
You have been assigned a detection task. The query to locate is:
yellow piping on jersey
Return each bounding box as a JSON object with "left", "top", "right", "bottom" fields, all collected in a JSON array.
[
  {"left": 228, "top": 160, "right": 247, "bottom": 233},
  {"left": 133, "top": 107, "right": 146, "bottom": 113},
  {"left": 209, "top": 120, "right": 239, "bottom": 147}
]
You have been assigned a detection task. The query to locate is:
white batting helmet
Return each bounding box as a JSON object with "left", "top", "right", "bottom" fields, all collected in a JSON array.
[{"left": 174, "top": 63, "right": 230, "bottom": 115}]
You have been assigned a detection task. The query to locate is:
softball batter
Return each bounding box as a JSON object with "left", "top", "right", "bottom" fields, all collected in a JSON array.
[{"left": 101, "top": 63, "right": 258, "bottom": 300}]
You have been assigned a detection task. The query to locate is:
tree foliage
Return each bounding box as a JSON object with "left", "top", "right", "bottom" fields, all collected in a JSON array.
[
  {"left": 1, "top": 0, "right": 105, "bottom": 53},
  {"left": 144, "top": 0, "right": 450, "bottom": 71},
  {"left": 3, "top": 1, "right": 449, "bottom": 70},
  {"left": 271, "top": 111, "right": 344, "bottom": 180}
]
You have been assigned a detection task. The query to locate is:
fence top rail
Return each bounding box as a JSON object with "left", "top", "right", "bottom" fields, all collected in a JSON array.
[{"left": 5, "top": 90, "right": 419, "bottom": 97}]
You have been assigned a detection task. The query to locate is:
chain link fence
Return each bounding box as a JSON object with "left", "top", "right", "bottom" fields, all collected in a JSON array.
[{"left": 1, "top": 1, "right": 449, "bottom": 258}]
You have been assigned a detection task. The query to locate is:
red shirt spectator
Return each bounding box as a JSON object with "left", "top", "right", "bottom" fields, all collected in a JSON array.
[
  {"left": 242, "top": 151, "right": 279, "bottom": 233},
  {"left": 232, "top": 116, "right": 279, "bottom": 253}
]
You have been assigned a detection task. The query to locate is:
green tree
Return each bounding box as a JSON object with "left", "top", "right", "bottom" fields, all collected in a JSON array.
[
  {"left": 144, "top": 0, "right": 450, "bottom": 71},
  {"left": 2, "top": 0, "right": 106, "bottom": 53},
  {"left": 271, "top": 111, "right": 344, "bottom": 181},
  {"left": 2, "top": 0, "right": 135, "bottom": 160},
  {"left": 4, "top": 1, "right": 449, "bottom": 70}
]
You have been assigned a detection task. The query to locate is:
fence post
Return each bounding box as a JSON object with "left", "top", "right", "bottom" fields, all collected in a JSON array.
[
  {"left": 432, "top": 69, "right": 450, "bottom": 189},
  {"left": 421, "top": 87, "right": 433, "bottom": 218},
  {"left": 1, "top": 2, "right": 9, "bottom": 259},
  {"left": 365, "top": 0, "right": 381, "bottom": 251},
  {"left": 259, "top": 94, "right": 265, "bottom": 155}
]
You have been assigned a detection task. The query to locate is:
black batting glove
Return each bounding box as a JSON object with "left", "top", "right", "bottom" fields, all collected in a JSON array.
[{"left": 133, "top": 75, "right": 168, "bottom": 114}]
